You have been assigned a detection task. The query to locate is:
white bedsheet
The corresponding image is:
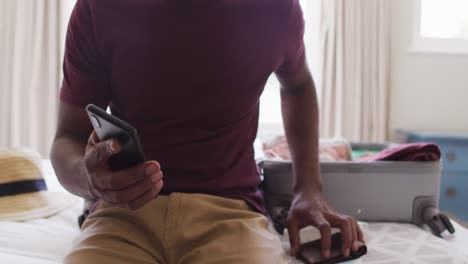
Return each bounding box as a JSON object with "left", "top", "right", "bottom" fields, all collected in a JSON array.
[
  {"left": 0, "top": 161, "right": 466, "bottom": 264},
  {"left": 0, "top": 203, "right": 81, "bottom": 263}
]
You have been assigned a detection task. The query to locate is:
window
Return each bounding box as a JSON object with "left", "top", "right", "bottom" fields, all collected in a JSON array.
[
  {"left": 420, "top": 0, "right": 468, "bottom": 39},
  {"left": 411, "top": 0, "right": 468, "bottom": 54}
]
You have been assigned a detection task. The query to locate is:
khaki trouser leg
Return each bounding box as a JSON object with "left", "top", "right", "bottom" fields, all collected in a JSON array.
[
  {"left": 64, "top": 193, "right": 287, "bottom": 264},
  {"left": 167, "top": 193, "right": 288, "bottom": 264},
  {"left": 64, "top": 196, "right": 169, "bottom": 264}
]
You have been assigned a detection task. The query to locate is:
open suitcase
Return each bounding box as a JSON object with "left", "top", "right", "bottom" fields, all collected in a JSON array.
[{"left": 259, "top": 143, "right": 455, "bottom": 237}]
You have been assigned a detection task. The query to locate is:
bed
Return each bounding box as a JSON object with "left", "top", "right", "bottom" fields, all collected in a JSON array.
[{"left": 0, "top": 161, "right": 467, "bottom": 264}]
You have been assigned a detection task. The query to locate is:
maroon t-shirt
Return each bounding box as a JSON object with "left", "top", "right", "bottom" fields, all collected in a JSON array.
[{"left": 61, "top": 0, "right": 305, "bottom": 214}]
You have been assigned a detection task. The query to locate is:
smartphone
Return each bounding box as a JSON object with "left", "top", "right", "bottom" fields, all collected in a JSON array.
[
  {"left": 297, "top": 233, "right": 367, "bottom": 264},
  {"left": 86, "top": 104, "right": 146, "bottom": 171}
]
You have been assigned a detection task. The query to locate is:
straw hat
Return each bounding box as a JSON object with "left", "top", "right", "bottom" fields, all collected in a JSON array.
[{"left": 0, "top": 148, "right": 78, "bottom": 221}]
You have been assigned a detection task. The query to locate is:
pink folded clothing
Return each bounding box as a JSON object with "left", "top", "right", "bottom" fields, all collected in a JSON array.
[
  {"left": 357, "top": 143, "right": 441, "bottom": 162},
  {"left": 262, "top": 136, "right": 352, "bottom": 162}
]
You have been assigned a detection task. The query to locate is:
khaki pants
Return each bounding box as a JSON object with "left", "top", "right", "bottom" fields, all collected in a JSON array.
[{"left": 65, "top": 193, "right": 288, "bottom": 264}]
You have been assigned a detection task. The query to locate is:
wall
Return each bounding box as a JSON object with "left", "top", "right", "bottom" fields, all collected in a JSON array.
[{"left": 389, "top": 0, "right": 468, "bottom": 138}]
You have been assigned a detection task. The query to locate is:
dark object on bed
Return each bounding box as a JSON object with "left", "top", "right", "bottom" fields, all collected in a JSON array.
[
  {"left": 297, "top": 232, "right": 367, "bottom": 264},
  {"left": 78, "top": 210, "right": 88, "bottom": 228},
  {"left": 77, "top": 199, "right": 96, "bottom": 228}
]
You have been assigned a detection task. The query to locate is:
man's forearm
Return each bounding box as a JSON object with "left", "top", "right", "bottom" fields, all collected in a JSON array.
[
  {"left": 50, "top": 136, "right": 95, "bottom": 200},
  {"left": 280, "top": 76, "right": 322, "bottom": 194}
]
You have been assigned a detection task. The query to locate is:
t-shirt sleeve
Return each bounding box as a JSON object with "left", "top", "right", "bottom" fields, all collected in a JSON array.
[
  {"left": 60, "top": 0, "right": 110, "bottom": 107},
  {"left": 274, "top": 0, "right": 306, "bottom": 81}
]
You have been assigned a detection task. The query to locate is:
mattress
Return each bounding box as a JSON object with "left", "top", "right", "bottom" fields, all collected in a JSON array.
[{"left": 0, "top": 161, "right": 466, "bottom": 264}]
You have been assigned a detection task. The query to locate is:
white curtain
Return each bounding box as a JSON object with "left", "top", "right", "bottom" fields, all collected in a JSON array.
[
  {"left": 0, "top": 0, "right": 69, "bottom": 157},
  {"left": 318, "top": 0, "right": 391, "bottom": 142}
]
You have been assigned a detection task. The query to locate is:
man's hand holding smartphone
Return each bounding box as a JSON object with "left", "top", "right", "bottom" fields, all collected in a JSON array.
[{"left": 83, "top": 131, "right": 164, "bottom": 210}]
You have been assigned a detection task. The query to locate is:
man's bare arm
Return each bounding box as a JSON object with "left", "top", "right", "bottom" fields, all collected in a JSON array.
[
  {"left": 278, "top": 62, "right": 321, "bottom": 194},
  {"left": 50, "top": 102, "right": 97, "bottom": 199},
  {"left": 277, "top": 61, "right": 364, "bottom": 258}
]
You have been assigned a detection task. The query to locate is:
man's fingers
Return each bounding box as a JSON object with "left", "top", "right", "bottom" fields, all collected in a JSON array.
[
  {"left": 287, "top": 213, "right": 301, "bottom": 257},
  {"left": 349, "top": 217, "right": 359, "bottom": 252},
  {"left": 95, "top": 161, "right": 161, "bottom": 191},
  {"left": 326, "top": 212, "right": 363, "bottom": 253},
  {"left": 84, "top": 139, "right": 121, "bottom": 169},
  {"left": 312, "top": 214, "right": 332, "bottom": 259},
  {"left": 339, "top": 217, "right": 353, "bottom": 257},
  {"left": 88, "top": 130, "right": 100, "bottom": 146},
  {"left": 127, "top": 180, "right": 164, "bottom": 210},
  {"left": 100, "top": 174, "right": 156, "bottom": 204},
  {"left": 355, "top": 219, "right": 365, "bottom": 243}
]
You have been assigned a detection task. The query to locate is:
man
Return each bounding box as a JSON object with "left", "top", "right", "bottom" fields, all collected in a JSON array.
[{"left": 51, "top": 0, "right": 364, "bottom": 263}]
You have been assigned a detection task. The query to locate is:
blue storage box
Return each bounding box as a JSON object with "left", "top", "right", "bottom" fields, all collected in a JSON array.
[{"left": 440, "top": 171, "right": 468, "bottom": 221}]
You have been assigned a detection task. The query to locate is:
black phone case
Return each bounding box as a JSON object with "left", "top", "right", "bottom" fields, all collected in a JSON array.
[
  {"left": 86, "top": 104, "right": 146, "bottom": 171},
  {"left": 297, "top": 232, "right": 367, "bottom": 264}
]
